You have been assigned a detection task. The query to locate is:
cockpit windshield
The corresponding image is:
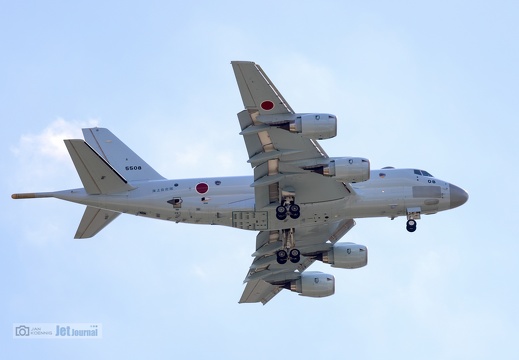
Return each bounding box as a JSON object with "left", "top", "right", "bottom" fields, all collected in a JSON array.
[{"left": 414, "top": 169, "right": 434, "bottom": 177}]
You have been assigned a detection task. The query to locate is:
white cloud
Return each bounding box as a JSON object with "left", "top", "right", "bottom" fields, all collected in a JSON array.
[
  {"left": 11, "top": 118, "right": 99, "bottom": 162},
  {"left": 10, "top": 118, "right": 99, "bottom": 189}
]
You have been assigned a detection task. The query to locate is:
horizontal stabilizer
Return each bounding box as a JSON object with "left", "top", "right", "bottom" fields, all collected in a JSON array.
[
  {"left": 75, "top": 206, "right": 120, "bottom": 239},
  {"left": 64, "top": 139, "right": 135, "bottom": 195}
]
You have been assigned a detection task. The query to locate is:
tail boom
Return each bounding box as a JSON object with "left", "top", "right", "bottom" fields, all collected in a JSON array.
[{"left": 12, "top": 192, "right": 55, "bottom": 199}]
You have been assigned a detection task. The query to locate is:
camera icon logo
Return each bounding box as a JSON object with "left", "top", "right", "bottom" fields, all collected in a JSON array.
[{"left": 15, "top": 325, "right": 30, "bottom": 336}]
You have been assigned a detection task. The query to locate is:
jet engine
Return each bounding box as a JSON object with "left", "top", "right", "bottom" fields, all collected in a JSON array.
[
  {"left": 306, "top": 157, "right": 370, "bottom": 183},
  {"left": 289, "top": 113, "right": 337, "bottom": 140},
  {"left": 257, "top": 113, "right": 337, "bottom": 140},
  {"left": 318, "top": 243, "right": 368, "bottom": 269},
  {"left": 285, "top": 271, "right": 335, "bottom": 298}
]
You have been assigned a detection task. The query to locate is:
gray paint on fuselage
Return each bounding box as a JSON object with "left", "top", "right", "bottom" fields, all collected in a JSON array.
[{"left": 47, "top": 168, "right": 457, "bottom": 230}]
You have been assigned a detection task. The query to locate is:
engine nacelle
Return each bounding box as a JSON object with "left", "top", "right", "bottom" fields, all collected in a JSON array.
[
  {"left": 287, "top": 271, "right": 335, "bottom": 298},
  {"left": 290, "top": 113, "right": 337, "bottom": 140},
  {"left": 322, "top": 157, "right": 370, "bottom": 183},
  {"left": 321, "top": 243, "right": 368, "bottom": 269}
]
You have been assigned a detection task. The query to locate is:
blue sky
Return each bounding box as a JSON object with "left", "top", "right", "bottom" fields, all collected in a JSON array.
[{"left": 2, "top": 1, "right": 518, "bottom": 359}]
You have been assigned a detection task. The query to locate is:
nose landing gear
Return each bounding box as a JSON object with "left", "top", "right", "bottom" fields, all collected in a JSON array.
[
  {"left": 406, "top": 219, "right": 417, "bottom": 232},
  {"left": 406, "top": 207, "right": 420, "bottom": 232}
]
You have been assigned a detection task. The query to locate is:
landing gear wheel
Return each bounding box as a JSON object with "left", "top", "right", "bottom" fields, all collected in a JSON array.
[
  {"left": 276, "top": 249, "right": 288, "bottom": 264},
  {"left": 406, "top": 219, "right": 417, "bottom": 232},
  {"left": 289, "top": 204, "right": 300, "bottom": 213},
  {"left": 289, "top": 248, "right": 301, "bottom": 263},
  {"left": 289, "top": 211, "right": 300, "bottom": 219},
  {"left": 276, "top": 205, "right": 288, "bottom": 220},
  {"left": 276, "top": 205, "right": 287, "bottom": 215},
  {"left": 289, "top": 248, "right": 300, "bottom": 257},
  {"left": 276, "top": 213, "right": 287, "bottom": 221}
]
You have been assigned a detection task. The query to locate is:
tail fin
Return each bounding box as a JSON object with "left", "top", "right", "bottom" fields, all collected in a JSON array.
[
  {"left": 64, "top": 139, "right": 135, "bottom": 195},
  {"left": 82, "top": 128, "right": 165, "bottom": 182}
]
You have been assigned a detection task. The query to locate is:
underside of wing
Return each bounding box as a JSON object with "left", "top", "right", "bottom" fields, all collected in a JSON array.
[
  {"left": 232, "top": 61, "right": 361, "bottom": 210},
  {"left": 232, "top": 61, "right": 370, "bottom": 304},
  {"left": 239, "top": 219, "right": 357, "bottom": 304}
]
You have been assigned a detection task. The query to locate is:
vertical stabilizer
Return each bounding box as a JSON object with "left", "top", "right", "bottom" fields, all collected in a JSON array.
[
  {"left": 83, "top": 128, "right": 165, "bottom": 182},
  {"left": 64, "top": 139, "right": 135, "bottom": 194}
]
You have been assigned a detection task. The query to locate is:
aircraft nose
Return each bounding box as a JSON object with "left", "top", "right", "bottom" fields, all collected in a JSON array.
[{"left": 449, "top": 184, "right": 469, "bottom": 209}]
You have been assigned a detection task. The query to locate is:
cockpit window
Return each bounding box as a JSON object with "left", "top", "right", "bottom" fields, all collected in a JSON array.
[{"left": 414, "top": 169, "right": 434, "bottom": 177}]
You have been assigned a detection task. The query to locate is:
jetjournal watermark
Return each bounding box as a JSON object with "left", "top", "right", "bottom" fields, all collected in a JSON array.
[{"left": 13, "top": 323, "right": 102, "bottom": 339}]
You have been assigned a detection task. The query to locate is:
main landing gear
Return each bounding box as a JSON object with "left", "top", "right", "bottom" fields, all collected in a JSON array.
[
  {"left": 275, "top": 195, "right": 300, "bottom": 221},
  {"left": 276, "top": 248, "right": 301, "bottom": 264},
  {"left": 275, "top": 228, "right": 301, "bottom": 264}
]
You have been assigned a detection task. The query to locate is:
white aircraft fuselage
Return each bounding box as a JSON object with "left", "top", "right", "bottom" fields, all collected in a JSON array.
[{"left": 26, "top": 167, "right": 466, "bottom": 231}]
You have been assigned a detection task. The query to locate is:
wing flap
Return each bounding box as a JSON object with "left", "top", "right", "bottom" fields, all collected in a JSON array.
[{"left": 239, "top": 279, "right": 282, "bottom": 305}]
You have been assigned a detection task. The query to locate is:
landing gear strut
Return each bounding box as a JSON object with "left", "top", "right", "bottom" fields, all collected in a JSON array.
[
  {"left": 406, "top": 207, "right": 420, "bottom": 232},
  {"left": 276, "top": 228, "right": 301, "bottom": 264}
]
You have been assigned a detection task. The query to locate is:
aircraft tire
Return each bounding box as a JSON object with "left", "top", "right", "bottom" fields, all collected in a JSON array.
[
  {"left": 289, "top": 204, "right": 300, "bottom": 213},
  {"left": 276, "top": 205, "right": 287, "bottom": 215},
  {"left": 277, "top": 250, "right": 288, "bottom": 264},
  {"left": 276, "top": 213, "right": 287, "bottom": 221},
  {"left": 289, "top": 211, "right": 300, "bottom": 219},
  {"left": 289, "top": 255, "right": 301, "bottom": 263},
  {"left": 406, "top": 225, "right": 416, "bottom": 232}
]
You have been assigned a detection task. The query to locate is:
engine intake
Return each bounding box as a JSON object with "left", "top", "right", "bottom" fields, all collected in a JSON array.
[
  {"left": 318, "top": 243, "right": 368, "bottom": 269},
  {"left": 285, "top": 271, "right": 335, "bottom": 298}
]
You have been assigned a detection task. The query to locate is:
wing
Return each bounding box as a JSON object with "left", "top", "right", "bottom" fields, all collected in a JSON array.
[
  {"left": 231, "top": 61, "right": 350, "bottom": 209},
  {"left": 232, "top": 61, "right": 358, "bottom": 304},
  {"left": 239, "top": 219, "right": 356, "bottom": 304}
]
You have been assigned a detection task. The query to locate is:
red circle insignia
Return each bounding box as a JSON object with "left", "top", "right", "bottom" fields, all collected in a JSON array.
[
  {"left": 195, "top": 182, "right": 209, "bottom": 194},
  {"left": 260, "top": 100, "right": 275, "bottom": 111}
]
